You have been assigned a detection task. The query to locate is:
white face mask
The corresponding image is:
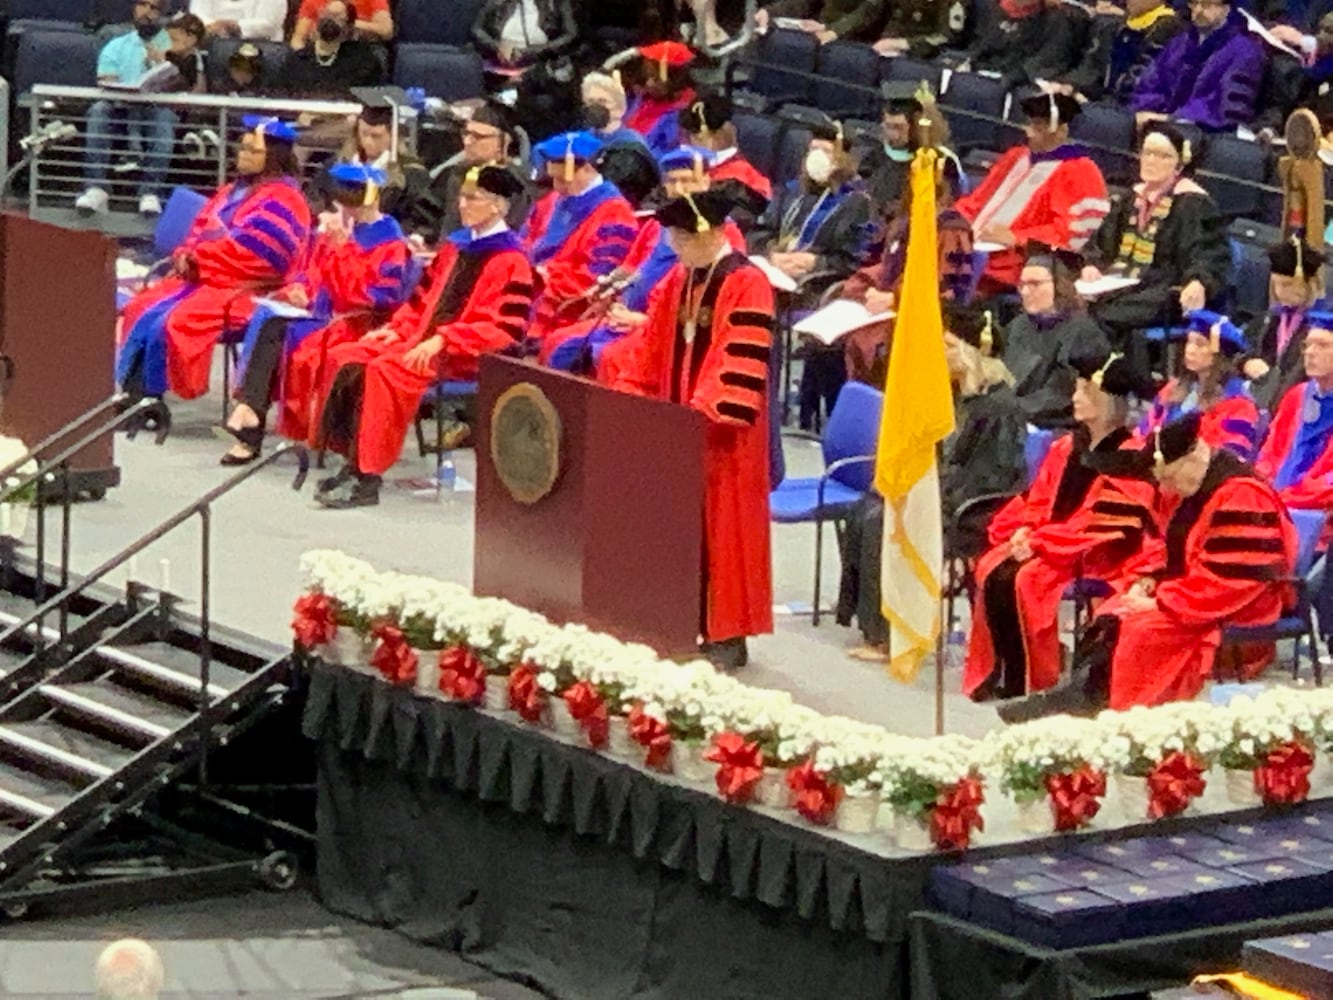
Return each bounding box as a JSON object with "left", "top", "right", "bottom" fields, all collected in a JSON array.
[{"left": 804, "top": 147, "right": 833, "bottom": 184}]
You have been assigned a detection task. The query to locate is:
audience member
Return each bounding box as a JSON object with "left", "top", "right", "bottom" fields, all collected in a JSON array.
[
  {"left": 75, "top": 0, "right": 176, "bottom": 217},
  {"left": 872, "top": 0, "right": 968, "bottom": 58},
  {"left": 473, "top": 0, "right": 578, "bottom": 65},
  {"left": 857, "top": 83, "right": 929, "bottom": 214},
  {"left": 413, "top": 103, "right": 530, "bottom": 240},
  {"left": 964, "top": 350, "right": 1157, "bottom": 701},
  {"left": 309, "top": 102, "right": 429, "bottom": 229},
  {"left": 581, "top": 72, "right": 649, "bottom": 151},
  {"left": 837, "top": 308, "right": 1027, "bottom": 661},
  {"left": 222, "top": 42, "right": 268, "bottom": 95},
  {"left": 1244, "top": 238, "right": 1325, "bottom": 409},
  {"left": 678, "top": 93, "right": 772, "bottom": 228},
  {"left": 1140, "top": 310, "right": 1260, "bottom": 459},
  {"left": 754, "top": 0, "right": 887, "bottom": 43},
  {"left": 281, "top": 0, "right": 386, "bottom": 96},
  {"left": 1081, "top": 123, "right": 1228, "bottom": 369},
  {"left": 1130, "top": 0, "right": 1267, "bottom": 131},
  {"left": 954, "top": 93, "right": 1109, "bottom": 291},
  {"left": 1051, "top": 0, "right": 1182, "bottom": 103},
  {"left": 291, "top": 0, "right": 392, "bottom": 48},
  {"left": 95, "top": 938, "right": 164, "bottom": 1000},
  {"left": 620, "top": 42, "right": 697, "bottom": 154},
  {"left": 164, "top": 13, "right": 208, "bottom": 93},
  {"left": 1255, "top": 312, "right": 1333, "bottom": 510},
  {"left": 963, "top": 0, "right": 1081, "bottom": 90},
  {"left": 189, "top": 0, "right": 286, "bottom": 40},
  {"left": 1002, "top": 244, "right": 1111, "bottom": 428}
]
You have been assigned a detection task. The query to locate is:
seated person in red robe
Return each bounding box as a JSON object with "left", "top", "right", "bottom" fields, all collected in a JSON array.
[
  {"left": 678, "top": 92, "right": 772, "bottom": 230},
  {"left": 522, "top": 131, "right": 638, "bottom": 349},
  {"left": 608, "top": 188, "right": 775, "bottom": 669},
  {"left": 964, "top": 351, "right": 1159, "bottom": 701},
  {"left": 117, "top": 116, "right": 312, "bottom": 405},
  {"left": 1255, "top": 312, "right": 1333, "bottom": 511},
  {"left": 221, "top": 162, "right": 413, "bottom": 465},
  {"left": 1001, "top": 412, "right": 1298, "bottom": 719},
  {"left": 1138, "top": 310, "right": 1259, "bottom": 460},
  {"left": 954, "top": 92, "right": 1109, "bottom": 292},
  {"left": 309, "top": 166, "right": 534, "bottom": 509},
  {"left": 616, "top": 41, "right": 697, "bottom": 156}
]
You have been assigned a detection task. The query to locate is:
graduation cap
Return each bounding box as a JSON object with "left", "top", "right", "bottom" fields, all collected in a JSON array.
[
  {"left": 638, "top": 41, "right": 695, "bottom": 82},
  {"left": 471, "top": 100, "right": 517, "bottom": 137},
  {"left": 1018, "top": 91, "right": 1081, "bottom": 129},
  {"left": 1089, "top": 410, "right": 1205, "bottom": 479},
  {"left": 1308, "top": 309, "right": 1333, "bottom": 333},
  {"left": 350, "top": 86, "right": 410, "bottom": 154},
  {"left": 659, "top": 145, "right": 715, "bottom": 180},
  {"left": 944, "top": 303, "right": 1001, "bottom": 357},
  {"left": 880, "top": 80, "right": 925, "bottom": 117},
  {"left": 329, "top": 161, "right": 388, "bottom": 206},
  {"left": 678, "top": 92, "right": 733, "bottom": 137},
  {"left": 1268, "top": 235, "right": 1324, "bottom": 279},
  {"left": 1179, "top": 309, "right": 1247, "bottom": 355},
  {"left": 462, "top": 163, "right": 525, "bottom": 201},
  {"left": 656, "top": 188, "right": 734, "bottom": 233},
  {"left": 241, "top": 114, "right": 298, "bottom": 148},
  {"left": 1024, "top": 239, "right": 1083, "bottom": 273},
  {"left": 534, "top": 131, "right": 603, "bottom": 183},
  {"left": 809, "top": 114, "right": 850, "bottom": 150},
  {"left": 1069, "top": 349, "right": 1155, "bottom": 399}
]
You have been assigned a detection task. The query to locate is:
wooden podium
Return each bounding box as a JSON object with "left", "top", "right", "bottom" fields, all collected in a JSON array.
[
  {"left": 0, "top": 214, "right": 119, "bottom": 494},
  {"left": 474, "top": 356, "right": 705, "bottom": 655}
]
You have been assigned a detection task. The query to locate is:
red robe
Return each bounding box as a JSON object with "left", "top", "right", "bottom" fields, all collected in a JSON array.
[
  {"left": 964, "top": 429, "right": 1158, "bottom": 698},
  {"left": 523, "top": 181, "right": 637, "bottom": 344},
  {"left": 954, "top": 145, "right": 1109, "bottom": 288},
  {"left": 610, "top": 253, "right": 775, "bottom": 641},
  {"left": 710, "top": 152, "right": 773, "bottom": 202},
  {"left": 1098, "top": 453, "right": 1297, "bottom": 708},
  {"left": 1137, "top": 378, "right": 1259, "bottom": 461},
  {"left": 311, "top": 229, "right": 534, "bottom": 476},
  {"left": 118, "top": 177, "right": 312, "bottom": 399},
  {"left": 1255, "top": 380, "right": 1333, "bottom": 510},
  {"left": 273, "top": 219, "right": 413, "bottom": 442}
]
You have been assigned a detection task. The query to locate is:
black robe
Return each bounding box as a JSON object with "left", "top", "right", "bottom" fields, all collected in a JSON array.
[
  {"left": 1246, "top": 310, "right": 1313, "bottom": 411},
  {"left": 967, "top": 0, "right": 1081, "bottom": 90},
  {"left": 1003, "top": 312, "right": 1109, "bottom": 429}
]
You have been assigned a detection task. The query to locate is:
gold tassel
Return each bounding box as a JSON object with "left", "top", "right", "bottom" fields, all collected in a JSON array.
[
  {"left": 1091, "top": 351, "right": 1122, "bottom": 389},
  {"left": 612, "top": 68, "right": 622, "bottom": 89},
  {"left": 362, "top": 180, "right": 378, "bottom": 207},
  {"left": 252, "top": 125, "right": 265, "bottom": 152},
  {"left": 1294, "top": 233, "right": 1304, "bottom": 276},
  {"left": 1153, "top": 426, "right": 1165, "bottom": 471},
  {"left": 659, "top": 56, "right": 668, "bottom": 82},
  {"left": 564, "top": 137, "right": 575, "bottom": 184},
  {"left": 1049, "top": 94, "right": 1057, "bottom": 131},
  {"left": 979, "top": 311, "right": 994, "bottom": 356},
  {"left": 684, "top": 191, "right": 709, "bottom": 233},
  {"left": 692, "top": 101, "right": 709, "bottom": 139},
  {"left": 692, "top": 150, "right": 704, "bottom": 182}
]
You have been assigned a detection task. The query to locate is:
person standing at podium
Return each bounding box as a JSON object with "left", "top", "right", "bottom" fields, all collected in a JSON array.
[{"left": 609, "top": 189, "right": 775, "bottom": 669}]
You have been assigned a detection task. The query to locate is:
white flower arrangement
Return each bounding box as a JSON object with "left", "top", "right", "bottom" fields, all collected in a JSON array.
[
  {"left": 880, "top": 734, "right": 981, "bottom": 819},
  {"left": 1216, "top": 688, "right": 1317, "bottom": 770},
  {"left": 1093, "top": 702, "right": 1227, "bottom": 777},
  {"left": 984, "top": 715, "right": 1104, "bottom": 802},
  {"left": 0, "top": 435, "right": 38, "bottom": 506}
]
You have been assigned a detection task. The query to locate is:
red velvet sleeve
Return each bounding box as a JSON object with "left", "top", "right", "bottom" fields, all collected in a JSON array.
[
  {"left": 191, "top": 182, "right": 312, "bottom": 286},
  {"left": 320, "top": 237, "right": 412, "bottom": 314},
  {"left": 985, "top": 434, "right": 1070, "bottom": 546},
  {"left": 1254, "top": 382, "right": 1302, "bottom": 482},
  {"left": 688, "top": 265, "right": 775, "bottom": 427},
  {"left": 439, "top": 252, "right": 536, "bottom": 361}
]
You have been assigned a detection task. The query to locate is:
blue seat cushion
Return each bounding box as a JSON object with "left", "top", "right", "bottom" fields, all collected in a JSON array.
[
  {"left": 1223, "top": 617, "right": 1307, "bottom": 642},
  {"left": 769, "top": 477, "right": 864, "bottom": 522}
]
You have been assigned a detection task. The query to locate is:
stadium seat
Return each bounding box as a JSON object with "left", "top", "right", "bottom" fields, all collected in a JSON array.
[
  {"left": 14, "top": 29, "right": 99, "bottom": 95},
  {"left": 1200, "top": 133, "right": 1270, "bottom": 220},
  {"left": 748, "top": 28, "right": 818, "bottom": 107},
  {"left": 940, "top": 71, "right": 1006, "bottom": 152},
  {"left": 879, "top": 55, "right": 943, "bottom": 93},
  {"left": 811, "top": 40, "right": 879, "bottom": 118},
  {"left": 6, "top": 0, "right": 91, "bottom": 21},
  {"left": 392, "top": 44, "right": 484, "bottom": 102},
  {"left": 774, "top": 122, "right": 814, "bottom": 186},
  {"left": 733, "top": 110, "right": 781, "bottom": 179},
  {"left": 1228, "top": 234, "right": 1272, "bottom": 322},
  {"left": 1069, "top": 103, "right": 1137, "bottom": 187},
  {"left": 396, "top": 0, "right": 485, "bottom": 45}
]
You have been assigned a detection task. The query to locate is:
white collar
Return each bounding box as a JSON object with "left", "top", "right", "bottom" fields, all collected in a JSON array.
[
  {"left": 713, "top": 147, "right": 738, "bottom": 165},
  {"left": 471, "top": 219, "right": 509, "bottom": 239}
]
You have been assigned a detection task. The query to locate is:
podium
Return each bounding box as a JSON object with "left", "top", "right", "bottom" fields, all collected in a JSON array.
[
  {"left": 0, "top": 214, "right": 119, "bottom": 496},
  {"left": 474, "top": 356, "right": 705, "bottom": 655}
]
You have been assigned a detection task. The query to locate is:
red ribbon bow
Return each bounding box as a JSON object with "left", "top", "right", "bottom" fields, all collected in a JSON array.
[
  {"left": 291, "top": 592, "right": 337, "bottom": 649},
  {"left": 786, "top": 760, "right": 842, "bottom": 825},
  {"left": 627, "top": 702, "right": 672, "bottom": 769},
  {"left": 703, "top": 732, "right": 764, "bottom": 803},
  {"left": 931, "top": 776, "right": 986, "bottom": 851},
  {"left": 438, "top": 646, "right": 486, "bottom": 704},
  {"left": 1255, "top": 741, "right": 1314, "bottom": 806},
  {"left": 1147, "top": 751, "right": 1206, "bottom": 819},
  {"left": 1045, "top": 765, "right": 1106, "bottom": 832},
  {"left": 370, "top": 623, "right": 418, "bottom": 685},
  {"left": 562, "top": 680, "right": 609, "bottom": 748},
  {"left": 508, "top": 663, "right": 545, "bottom": 722}
]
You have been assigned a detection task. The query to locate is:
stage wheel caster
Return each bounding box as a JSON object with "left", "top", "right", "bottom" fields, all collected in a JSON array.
[
  {"left": 257, "top": 851, "right": 297, "bottom": 891},
  {"left": 2, "top": 901, "right": 29, "bottom": 920}
]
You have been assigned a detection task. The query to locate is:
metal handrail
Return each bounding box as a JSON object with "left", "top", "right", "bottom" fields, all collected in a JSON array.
[
  {"left": 0, "top": 393, "right": 142, "bottom": 488},
  {"left": 28, "top": 85, "right": 366, "bottom": 116}
]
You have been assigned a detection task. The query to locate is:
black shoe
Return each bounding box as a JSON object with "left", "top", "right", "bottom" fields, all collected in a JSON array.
[
  {"left": 701, "top": 637, "right": 749, "bottom": 671},
  {"left": 995, "top": 673, "right": 1106, "bottom": 725},
  {"left": 218, "top": 425, "right": 263, "bottom": 466},
  {"left": 316, "top": 463, "right": 353, "bottom": 495},
  {"left": 316, "top": 474, "right": 381, "bottom": 509}
]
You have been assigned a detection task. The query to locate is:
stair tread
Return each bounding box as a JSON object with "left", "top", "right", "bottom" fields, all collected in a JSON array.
[
  {"left": 0, "top": 721, "right": 138, "bottom": 771},
  {"left": 106, "top": 642, "right": 254, "bottom": 695},
  {"left": 50, "top": 682, "right": 195, "bottom": 732},
  {"left": 0, "top": 759, "right": 80, "bottom": 808}
]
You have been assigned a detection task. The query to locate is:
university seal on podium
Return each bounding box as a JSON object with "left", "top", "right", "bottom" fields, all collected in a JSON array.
[{"left": 490, "top": 382, "right": 562, "bottom": 504}]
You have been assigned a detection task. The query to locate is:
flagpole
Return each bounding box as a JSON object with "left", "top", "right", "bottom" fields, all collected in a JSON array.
[{"left": 935, "top": 616, "right": 945, "bottom": 735}]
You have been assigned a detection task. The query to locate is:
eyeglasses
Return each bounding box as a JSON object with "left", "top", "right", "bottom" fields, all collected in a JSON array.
[
  {"left": 463, "top": 127, "right": 501, "bottom": 143},
  {"left": 1017, "top": 278, "right": 1053, "bottom": 289}
]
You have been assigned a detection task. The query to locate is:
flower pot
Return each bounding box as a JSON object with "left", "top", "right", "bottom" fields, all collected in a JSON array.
[
  {"left": 323, "top": 630, "right": 371, "bottom": 671},
  {"left": 1, "top": 502, "right": 29, "bottom": 540},
  {"left": 483, "top": 674, "right": 509, "bottom": 712},
  {"left": 548, "top": 697, "right": 580, "bottom": 738},
  {"left": 755, "top": 769, "right": 793, "bottom": 809},
  {"left": 606, "top": 716, "right": 637, "bottom": 758},
  {"left": 834, "top": 792, "right": 880, "bottom": 835},
  {"left": 1115, "top": 773, "right": 1150, "bottom": 822},
  {"left": 1224, "top": 766, "right": 1262, "bottom": 808},
  {"left": 673, "top": 742, "right": 713, "bottom": 783},
  {"left": 413, "top": 648, "right": 440, "bottom": 697},
  {"left": 1017, "top": 796, "right": 1055, "bottom": 835},
  {"left": 894, "top": 812, "right": 934, "bottom": 852}
]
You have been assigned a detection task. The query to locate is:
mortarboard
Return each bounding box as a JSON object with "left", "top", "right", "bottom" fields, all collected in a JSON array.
[
  {"left": 1180, "top": 309, "right": 1247, "bottom": 355},
  {"left": 1024, "top": 239, "right": 1083, "bottom": 273},
  {"left": 1069, "top": 349, "right": 1155, "bottom": 398},
  {"left": 533, "top": 130, "right": 603, "bottom": 183},
  {"left": 229, "top": 42, "right": 263, "bottom": 70},
  {"left": 1018, "top": 91, "right": 1081, "bottom": 129},
  {"left": 242, "top": 114, "right": 298, "bottom": 148},
  {"left": 638, "top": 41, "right": 695, "bottom": 81},
  {"left": 659, "top": 145, "right": 715, "bottom": 178},
  {"left": 880, "top": 80, "right": 925, "bottom": 116},
  {"left": 1308, "top": 309, "right": 1333, "bottom": 333},
  {"left": 462, "top": 164, "right": 526, "bottom": 200},
  {"left": 1268, "top": 235, "right": 1324, "bottom": 279},
  {"left": 656, "top": 188, "right": 735, "bottom": 233},
  {"left": 944, "top": 303, "right": 1001, "bottom": 357},
  {"left": 809, "top": 114, "right": 849, "bottom": 149},
  {"left": 678, "top": 92, "right": 733, "bottom": 137},
  {"left": 329, "top": 161, "right": 388, "bottom": 206}
]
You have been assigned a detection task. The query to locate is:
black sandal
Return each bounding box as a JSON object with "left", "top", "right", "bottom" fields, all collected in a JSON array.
[{"left": 219, "top": 425, "right": 263, "bottom": 466}]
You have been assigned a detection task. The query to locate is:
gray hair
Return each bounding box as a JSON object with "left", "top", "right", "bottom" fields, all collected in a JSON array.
[{"left": 95, "top": 939, "right": 164, "bottom": 1000}]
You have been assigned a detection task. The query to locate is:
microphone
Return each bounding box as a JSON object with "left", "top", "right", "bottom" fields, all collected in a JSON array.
[{"left": 20, "top": 120, "right": 77, "bottom": 154}]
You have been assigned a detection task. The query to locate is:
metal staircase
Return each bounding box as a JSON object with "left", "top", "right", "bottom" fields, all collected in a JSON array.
[{"left": 0, "top": 400, "right": 313, "bottom": 915}]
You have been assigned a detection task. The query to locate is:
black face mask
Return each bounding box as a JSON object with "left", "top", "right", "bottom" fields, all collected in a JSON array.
[
  {"left": 136, "top": 19, "right": 161, "bottom": 39},
  {"left": 316, "top": 17, "right": 344, "bottom": 42},
  {"left": 580, "top": 104, "right": 612, "bottom": 131}
]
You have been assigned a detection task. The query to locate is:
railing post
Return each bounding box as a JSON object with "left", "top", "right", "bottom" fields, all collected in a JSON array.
[
  {"left": 32, "top": 470, "right": 47, "bottom": 648},
  {"left": 216, "top": 107, "right": 229, "bottom": 189},
  {"left": 198, "top": 504, "right": 212, "bottom": 789},
  {"left": 58, "top": 460, "right": 72, "bottom": 643}
]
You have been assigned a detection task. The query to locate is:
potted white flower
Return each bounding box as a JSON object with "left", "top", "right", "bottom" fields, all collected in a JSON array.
[
  {"left": 1216, "top": 691, "right": 1317, "bottom": 808},
  {"left": 987, "top": 716, "right": 1107, "bottom": 834},
  {"left": 881, "top": 735, "right": 984, "bottom": 851},
  {"left": 0, "top": 434, "right": 37, "bottom": 540},
  {"left": 1095, "top": 704, "right": 1214, "bottom": 821},
  {"left": 815, "top": 736, "right": 883, "bottom": 835}
]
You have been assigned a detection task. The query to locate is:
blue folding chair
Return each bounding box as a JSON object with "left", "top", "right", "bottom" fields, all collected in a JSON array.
[
  {"left": 396, "top": 0, "right": 484, "bottom": 44},
  {"left": 13, "top": 29, "right": 98, "bottom": 95},
  {"left": 153, "top": 186, "right": 207, "bottom": 259},
  {"left": 1024, "top": 427, "right": 1055, "bottom": 485},
  {"left": 770, "top": 381, "right": 883, "bottom": 624},
  {"left": 1218, "top": 507, "right": 1326, "bottom": 685},
  {"left": 1199, "top": 133, "right": 1271, "bottom": 222},
  {"left": 733, "top": 111, "right": 782, "bottom": 179}
]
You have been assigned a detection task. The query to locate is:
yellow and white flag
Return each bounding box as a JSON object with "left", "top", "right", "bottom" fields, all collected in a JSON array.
[{"left": 876, "top": 149, "right": 956, "bottom": 683}]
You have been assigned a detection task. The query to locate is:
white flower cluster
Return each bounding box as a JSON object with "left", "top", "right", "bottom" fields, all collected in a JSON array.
[
  {"left": 877, "top": 733, "right": 980, "bottom": 798},
  {"left": 1092, "top": 702, "right": 1228, "bottom": 774}
]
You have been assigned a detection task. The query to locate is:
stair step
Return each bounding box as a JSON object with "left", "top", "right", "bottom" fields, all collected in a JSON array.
[
  {"left": 98, "top": 643, "right": 251, "bottom": 701},
  {"left": 41, "top": 683, "right": 194, "bottom": 741},
  {"left": 0, "top": 761, "right": 80, "bottom": 819},
  {"left": 0, "top": 721, "right": 136, "bottom": 778}
]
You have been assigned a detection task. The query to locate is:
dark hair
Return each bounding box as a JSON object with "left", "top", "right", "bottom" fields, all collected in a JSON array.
[
  {"left": 261, "top": 143, "right": 300, "bottom": 178},
  {"left": 1169, "top": 339, "right": 1240, "bottom": 408},
  {"left": 1025, "top": 255, "right": 1084, "bottom": 313},
  {"left": 167, "top": 12, "right": 206, "bottom": 40}
]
